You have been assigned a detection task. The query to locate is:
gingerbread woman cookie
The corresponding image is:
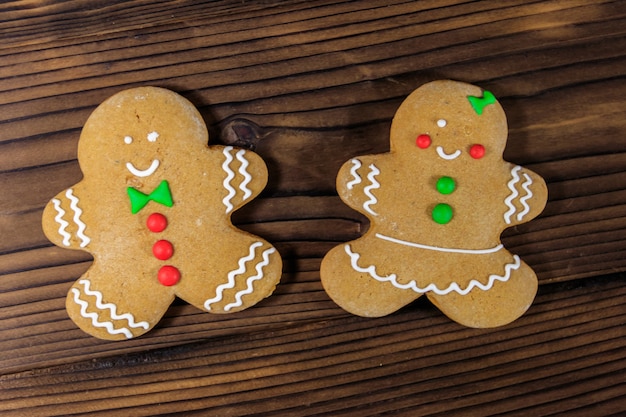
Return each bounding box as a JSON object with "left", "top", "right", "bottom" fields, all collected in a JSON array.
[
  {"left": 320, "top": 80, "right": 548, "bottom": 328},
  {"left": 42, "top": 87, "right": 282, "bottom": 340}
]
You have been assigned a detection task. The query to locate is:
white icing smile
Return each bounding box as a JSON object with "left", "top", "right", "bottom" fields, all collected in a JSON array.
[
  {"left": 436, "top": 146, "right": 461, "bottom": 160},
  {"left": 126, "top": 160, "right": 160, "bottom": 177}
]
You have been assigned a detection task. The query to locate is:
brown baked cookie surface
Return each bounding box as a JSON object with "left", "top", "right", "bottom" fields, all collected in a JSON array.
[
  {"left": 42, "top": 87, "right": 282, "bottom": 340},
  {"left": 320, "top": 80, "right": 548, "bottom": 328}
]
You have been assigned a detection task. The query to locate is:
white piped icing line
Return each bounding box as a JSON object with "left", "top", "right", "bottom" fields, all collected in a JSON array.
[
  {"left": 517, "top": 173, "right": 534, "bottom": 221},
  {"left": 224, "top": 247, "right": 276, "bottom": 311},
  {"left": 235, "top": 149, "right": 253, "bottom": 201},
  {"left": 504, "top": 166, "right": 521, "bottom": 223},
  {"left": 205, "top": 241, "right": 263, "bottom": 310},
  {"left": 375, "top": 233, "right": 503, "bottom": 254},
  {"left": 345, "top": 245, "right": 521, "bottom": 295},
  {"left": 71, "top": 289, "right": 132, "bottom": 338},
  {"left": 221, "top": 146, "right": 237, "bottom": 213},
  {"left": 503, "top": 166, "right": 533, "bottom": 224},
  {"left": 436, "top": 146, "right": 461, "bottom": 160},
  {"left": 346, "top": 159, "right": 362, "bottom": 190},
  {"left": 79, "top": 280, "right": 149, "bottom": 329},
  {"left": 126, "top": 159, "right": 160, "bottom": 177},
  {"left": 51, "top": 198, "right": 71, "bottom": 246},
  {"left": 65, "top": 189, "right": 90, "bottom": 248},
  {"left": 222, "top": 146, "right": 255, "bottom": 213},
  {"left": 71, "top": 279, "right": 149, "bottom": 339},
  {"left": 363, "top": 164, "right": 381, "bottom": 216}
]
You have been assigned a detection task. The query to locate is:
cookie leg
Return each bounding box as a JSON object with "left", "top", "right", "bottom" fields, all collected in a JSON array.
[
  {"left": 427, "top": 256, "right": 538, "bottom": 328},
  {"left": 66, "top": 267, "right": 174, "bottom": 340},
  {"left": 177, "top": 237, "right": 282, "bottom": 314},
  {"left": 320, "top": 242, "right": 419, "bottom": 317}
]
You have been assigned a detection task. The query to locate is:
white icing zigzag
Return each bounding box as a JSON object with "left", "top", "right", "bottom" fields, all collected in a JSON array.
[
  {"left": 222, "top": 147, "right": 237, "bottom": 213},
  {"left": 222, "top": 146, "right": 254, "bottom": 214},
  {"left": 51, "top": 198, "right": 71, "bottom": 246},
  {"left": 517, "top": 173, "right": 533, "bottom": 221},
  {"left": 504, "top": 166, "right": 521, "bottom": 224},
  {"left": 346, "top": 159, "right": 362, "bottom": 190},
  {"left": 70, "top": 279, "right": 149, "bottom": 339},
  {"left": 79, "top": 279, "right": 149, "bottom": 330},
  {"left": 205, "top": 241, "right": 263, "bottom": 310},
  {"left": 224, "top": 247, "right": 276, "bottom": 311},
  {"left": 345, "top": 244, "right": 521, "bottom": 296},
  {"left": 50, "top": 189, "right": 90, "bottom": 248},
  {"left": 66, "top": 189, "right": 90, "bottom": 247},
  {"left": 363, "top": 164, "right": 381, "bottom": 216},
  {"left": 504, "top": 166, "right": 534, "bottom": 224},
  {"left": 71, "top": 289, "right": 133, "bottom": 339},
  {"left": 235, "top": 149, "right": 253, "bottom": 201}
]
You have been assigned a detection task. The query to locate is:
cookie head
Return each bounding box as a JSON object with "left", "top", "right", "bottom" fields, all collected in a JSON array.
[
  {"left": 390, "top": 80, "right": 508, "bottom": 164},
  {"left": 77, "top": 87, "right": 207, "bottom": 180}
]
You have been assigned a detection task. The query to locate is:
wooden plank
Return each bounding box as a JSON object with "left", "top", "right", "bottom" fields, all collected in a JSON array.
[{"left": 0, "top": 277, "right": 624, "bottom": 416}]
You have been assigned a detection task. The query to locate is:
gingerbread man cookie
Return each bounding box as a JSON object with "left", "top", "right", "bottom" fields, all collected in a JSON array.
[
  {"left": 42, "top": 87, "right": 282, "bottom": 340},
  {"left": 320, "top": 80, "right": 548, "bottom": 328}
]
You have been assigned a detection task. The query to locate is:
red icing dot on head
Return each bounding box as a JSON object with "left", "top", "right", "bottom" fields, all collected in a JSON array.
[
  {"left": 470, "top": 144, "right": 486, "bottom": 159},
  {"left": 158, "top": 265, "right": 180, "bottom": 286},
  {"left": 147, "top": 213, "right": 167, "bottom": 232},
  {"left": 153, "top": 240, "right": 174, "bottom": 260},
  {"left": 416, "top": 134, "right": 432, "bottom": 149}
]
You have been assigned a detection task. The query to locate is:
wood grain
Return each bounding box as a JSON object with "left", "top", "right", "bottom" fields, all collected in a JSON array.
[
  {"left": 1, "top": 0, "right": 625, "bottom": 415},
  {"left": 1, "top": 279, "right": 625, "bottom": 416}
]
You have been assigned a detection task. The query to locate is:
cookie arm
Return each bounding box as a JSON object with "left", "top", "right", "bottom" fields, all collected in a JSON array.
[
  {"left": 42, "top": 187, "right": 92, "bottom": 251},
  {"left": 336, "top": 155, "right": 384, "bottom": 218},
  {"left": 502, "top": 165, "right": 548, "bottom": 227},
  {"left": 218, "top": 145, "right": 268, "bottom": 214}
]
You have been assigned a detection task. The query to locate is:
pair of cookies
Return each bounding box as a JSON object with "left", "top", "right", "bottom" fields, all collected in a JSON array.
[{"left": 42, "top": 82, "right": 547, "bottom": 340}]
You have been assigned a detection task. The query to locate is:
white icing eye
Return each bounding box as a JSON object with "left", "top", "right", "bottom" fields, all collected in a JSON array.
[
  {"left": 124, "top": 136, "right": 133, "bottom": 144},
  {"left": 437, "top": 119, "right": 447, "bottom": 128},
  {"left": 147, "top": 131, "right": 159, "bottom": 142}
]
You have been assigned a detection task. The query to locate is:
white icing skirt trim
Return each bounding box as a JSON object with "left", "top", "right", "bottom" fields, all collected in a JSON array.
[{"left": 345, "top": 244, "right": 521, "bottom": 296}]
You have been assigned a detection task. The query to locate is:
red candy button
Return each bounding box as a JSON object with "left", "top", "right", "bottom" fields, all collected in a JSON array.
[
  {"left": 470, "top": 144, "right": 486, "bottom": 159},
  {"left": 153, "top": 240, "right": 174, "bottom": 260},
  {"left": 416, "top": 134, "right": 432, "bottom": 149},
  {"left": 147, "top": 213, "right": 167, "bottom": 232},
  {"left": 158, "top": 265, "right": 180, "bottom": 286}
]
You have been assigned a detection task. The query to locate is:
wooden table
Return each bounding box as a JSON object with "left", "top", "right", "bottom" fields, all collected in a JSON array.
[{"left": 1, "top": 1, "right": 625, "bottom": 415}]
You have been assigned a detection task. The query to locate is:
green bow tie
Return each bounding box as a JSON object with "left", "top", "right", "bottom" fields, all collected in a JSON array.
[{"left": 127, "top": 180, "right": 173, "bottom": 214}]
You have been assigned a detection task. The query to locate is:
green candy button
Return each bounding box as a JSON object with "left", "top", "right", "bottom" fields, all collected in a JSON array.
[
  {"left": 432, "top": 203, "right": 453, "bottom": 224},
  {"left": 436, "top": 176, "right": 456, "bottom": 195}
]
